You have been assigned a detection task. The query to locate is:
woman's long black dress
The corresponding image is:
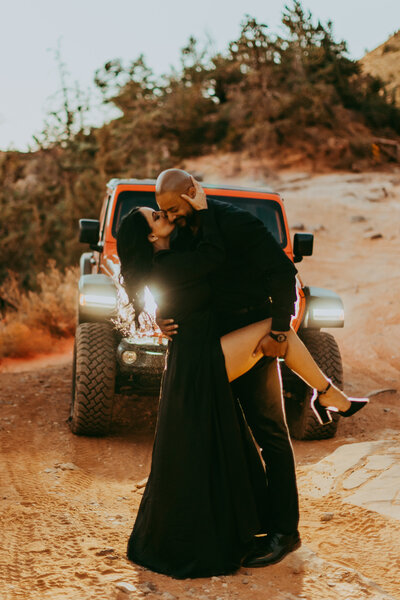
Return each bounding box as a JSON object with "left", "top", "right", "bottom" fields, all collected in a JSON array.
[{"left": 127, "top": 207, "right": 270, "bottom": 579}]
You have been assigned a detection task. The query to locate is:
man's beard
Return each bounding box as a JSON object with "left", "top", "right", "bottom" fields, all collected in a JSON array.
[
  {"left": 184, "top": 211, "right": 198, "bottom": 227},
  {"left": 174, "top": 216, "right": 187, "bottom": 228}
]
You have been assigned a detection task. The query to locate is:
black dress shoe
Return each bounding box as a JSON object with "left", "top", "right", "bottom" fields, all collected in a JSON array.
[{"left": 242, "top": 531, "right": 301, "bottom": 567}]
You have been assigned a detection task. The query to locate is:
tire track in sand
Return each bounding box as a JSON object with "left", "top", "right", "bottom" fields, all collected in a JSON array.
[{"left": 299, "top": 492, "right": 400, "bottom": 598}]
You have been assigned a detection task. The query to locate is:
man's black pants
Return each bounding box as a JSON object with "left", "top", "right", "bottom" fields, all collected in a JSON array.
[{"left": 217, "top": 307, "right": 299, "bottom": 535}]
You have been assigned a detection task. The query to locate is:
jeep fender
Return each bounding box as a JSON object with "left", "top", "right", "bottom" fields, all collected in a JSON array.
[
  {"left": 78, "top": 274, "right": 118, "bottom": 323},
  {"left": 300, "top": 286, "right": 344, "bottom": 329}
]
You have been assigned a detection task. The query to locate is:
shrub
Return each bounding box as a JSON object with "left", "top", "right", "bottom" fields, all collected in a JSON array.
[{"left": 0, "top": 261, "right": 78, "bottom": 359}]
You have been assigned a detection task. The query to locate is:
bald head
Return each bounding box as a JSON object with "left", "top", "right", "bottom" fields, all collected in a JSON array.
[
  {"left": 155, "top": 168, "right": 192, "bottom": 196},
  {"left": 155, "top": 168, "right": 196, "bottom": 227}
]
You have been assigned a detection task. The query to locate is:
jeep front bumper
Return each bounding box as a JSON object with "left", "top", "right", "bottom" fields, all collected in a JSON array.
[{"left": 117, "top": 336, "right": 168, "bottom": 375}]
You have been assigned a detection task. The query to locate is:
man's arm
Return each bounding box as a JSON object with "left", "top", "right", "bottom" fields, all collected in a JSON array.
[{"left": 217, "top": 203, "right": 297, "bottom": 356}]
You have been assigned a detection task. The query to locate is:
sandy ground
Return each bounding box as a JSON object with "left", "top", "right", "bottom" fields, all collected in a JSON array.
[{"left": 1, "top": 168, "right": 400, "bottom": 600}]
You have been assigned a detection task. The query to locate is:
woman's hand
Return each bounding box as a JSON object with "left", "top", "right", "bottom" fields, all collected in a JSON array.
[
  {"left": 180, "top": 176, "right": 207, "bottom": 211},
  {"left": 155, "top": 308, "right": 178, "bottom": 341}
]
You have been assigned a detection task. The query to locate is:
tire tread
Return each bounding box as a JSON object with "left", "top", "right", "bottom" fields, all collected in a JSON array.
[{"left": 69, "top": 322, "right": 116, "bottom": 436}]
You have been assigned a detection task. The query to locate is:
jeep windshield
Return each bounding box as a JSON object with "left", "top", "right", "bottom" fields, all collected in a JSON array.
[{"left": 112, "top": 191, "right": 287, "bottom": 247}]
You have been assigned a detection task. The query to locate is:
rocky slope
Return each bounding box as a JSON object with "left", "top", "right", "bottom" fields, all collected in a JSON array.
[{"left": 361, "top": 30, "right": 400, "bottom": 106}]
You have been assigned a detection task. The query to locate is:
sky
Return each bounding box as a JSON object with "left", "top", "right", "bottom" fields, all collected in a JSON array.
[{"left": 1, "top": 0, "right": 399, "bottom": 151}]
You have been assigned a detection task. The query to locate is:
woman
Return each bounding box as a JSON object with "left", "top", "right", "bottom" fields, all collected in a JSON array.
[{"left": 117, "top": 184, "right": 367, "bottom": 579}]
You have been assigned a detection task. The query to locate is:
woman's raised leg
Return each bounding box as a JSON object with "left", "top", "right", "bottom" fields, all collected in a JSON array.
[
  {"left": 221, "top": 321, "right": 352, "bottom": 412},
  {"left": 221, "top": 319, "right": 272, "bottom": 382}
]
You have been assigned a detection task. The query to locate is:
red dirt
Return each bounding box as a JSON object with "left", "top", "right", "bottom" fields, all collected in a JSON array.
[{"left": 1, "top": 169, "right": 399, "bottom": 599}]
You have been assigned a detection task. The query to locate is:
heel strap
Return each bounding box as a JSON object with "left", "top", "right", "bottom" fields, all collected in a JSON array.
[{"left": 318, "top": 381, "right": 332, "bottom": 395}]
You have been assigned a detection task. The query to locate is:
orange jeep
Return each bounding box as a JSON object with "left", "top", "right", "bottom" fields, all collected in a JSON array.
[{"left": 71, "top": 178, "right": 344, "bottom": 440}]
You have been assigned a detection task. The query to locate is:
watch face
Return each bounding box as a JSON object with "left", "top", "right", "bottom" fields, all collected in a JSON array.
[{"left": 277, "top": 334, "right": 286, "bottom": 342}]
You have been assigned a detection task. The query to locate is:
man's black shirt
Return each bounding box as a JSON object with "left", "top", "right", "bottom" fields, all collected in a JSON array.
[{"left": 171, "top": 198, "right": 298, "bottom": 331}]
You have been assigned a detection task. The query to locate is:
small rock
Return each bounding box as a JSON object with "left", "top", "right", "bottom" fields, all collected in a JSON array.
[
  {"left": 96, "top": 548, "right": 115, "bottom": 556},
  {"left": 320, "top": 512, "right": 334, "bottom": 522},
  {"left": 242, "top": 577, "right": 249, "bottom": 584},
  {"left": 138, "top": 581, "right": 158, "bottom": 593},
  {"left": 350, "top": 215, "right": 366, "bottom": 223},
  {"left": 363, "top": 232, "right": 383, "bottom": 240},
  {"left": 250, "top": 583, "right": 260, "bottom": 590},
  {"left": 55, "top": 462, "right": 79, "bottom": 471},
  {"left": 286, "top": 553, "right": 306, "bottom": 574},
  {"left": 161, "top": 593, "right": 177, "bottom": 600},
  {"left": 384, "top": 408, "right": 391, "bottom": 413},
  {"left": 243, "top": 570, "right": 252, "bottom": 576},
  {"left": 292, "top": 223, "right": 305, "bottom": 231},
  {"left": 134, "top": 477, "right": 148, "bottom": 489},
  {"left": 367, "top": 188, "right": 388, "bottom": 202},
  {"left": 116, "top": 582, "right": 137, "bottom": 593}
]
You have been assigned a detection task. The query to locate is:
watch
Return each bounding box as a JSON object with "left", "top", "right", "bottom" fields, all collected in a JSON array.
[{"left": 269, "top": 332, "right": 288, "bottom": 343}]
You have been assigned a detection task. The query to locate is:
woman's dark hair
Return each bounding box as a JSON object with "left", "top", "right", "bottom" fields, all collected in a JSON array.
[{"left": 116, "top": 207, "right": 154, "bottom": 324}]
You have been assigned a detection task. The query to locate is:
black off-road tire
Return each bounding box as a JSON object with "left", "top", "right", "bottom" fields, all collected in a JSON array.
[
  {"left": 69, "top": 322, "right": 116, "bottom": 436},
  {"left": 282, "top": 330, "right": 343, "bottom": 441}
]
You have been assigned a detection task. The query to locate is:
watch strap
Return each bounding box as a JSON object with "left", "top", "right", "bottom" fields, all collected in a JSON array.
[{"left": 269, "top": 331, "right": 288, "bottom": 343}]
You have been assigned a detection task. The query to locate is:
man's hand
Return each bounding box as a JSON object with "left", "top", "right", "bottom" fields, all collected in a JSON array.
[
  {"left": 180, "top": 176, "right": 207, "bottom": 211},
  {"left": 155, "top": 308, "right": 178, "bottom": 341},
  {"left": 253, "top": 332, "right": 288, "bottom": 358}
]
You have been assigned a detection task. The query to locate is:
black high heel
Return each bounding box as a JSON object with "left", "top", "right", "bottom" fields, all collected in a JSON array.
[
  {"left": 335, "top": 397, "right": 369, "bottom": 417},
  {"left": 311, "top": 382, "right": 369, "bottom": 425},
  {"left": 310, "top": 383, "right": 333, "bottom": 426}
]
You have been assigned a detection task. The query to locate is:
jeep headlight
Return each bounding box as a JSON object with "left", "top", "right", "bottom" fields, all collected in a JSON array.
[
  {"left": 311, "top": 306, "right": 344, "bottom": 322},
  {"left": 303, "top": 298, "right": 344, "bottom": 328},
  {"left": 79, "top": 293, "right": 117, "bottom": 309},
  {"left": 121, "top": 350, "right": 137, "bottom": 365}
]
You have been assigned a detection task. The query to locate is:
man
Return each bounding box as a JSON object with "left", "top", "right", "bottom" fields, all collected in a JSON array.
[{"left": 155, "top": 168, "right": 300, "bottom": 567}]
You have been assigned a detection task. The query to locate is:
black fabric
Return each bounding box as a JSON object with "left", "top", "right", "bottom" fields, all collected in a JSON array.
[
  {"left": 173, "top": 200, "right": 300, "bottom": 537},
  {"left": 216, "top": 304, "right": 300, "bottom": 537},
  {"left": 127, "top": 207, "right": 269, "bottom": 579},
  {"left": 172, "top": 198, "right": 298, "bottom": 331}
]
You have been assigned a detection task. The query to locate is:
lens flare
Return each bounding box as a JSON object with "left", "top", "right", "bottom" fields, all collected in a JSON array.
[{"left": 106, "top": 258, "right": 162, "bottom": 340}]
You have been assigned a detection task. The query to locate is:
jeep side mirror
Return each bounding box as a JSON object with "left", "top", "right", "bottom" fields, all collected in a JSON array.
[
  {"left": 79, "top": 219, "right": 102, "bottom": 251},
  {"left": 293, "top": 233, "right": 314, "bottom": 263}
]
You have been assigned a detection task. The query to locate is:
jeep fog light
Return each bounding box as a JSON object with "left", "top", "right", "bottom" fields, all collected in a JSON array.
[
  {"left": 312, "top": 307, "right": 344, "bottom": 322},
  {"left": 121, "top": 350, "right": 137, "bottom": 365},
  {"left": 79, "top": 293, "right": 117, "bottom": 308}
]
